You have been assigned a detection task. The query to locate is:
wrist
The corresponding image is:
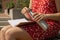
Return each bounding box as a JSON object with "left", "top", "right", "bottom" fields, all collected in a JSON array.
[
  {"left": 45, "top": 14, "right": 52, "bottom": 19},
  {"left": 45, "top": 13, "right": 56, "bottom": 19}
]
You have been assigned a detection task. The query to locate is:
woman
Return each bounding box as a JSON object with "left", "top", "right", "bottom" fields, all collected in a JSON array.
[{"left": 1, "top": 0, "right": 60, "bottom": 40}]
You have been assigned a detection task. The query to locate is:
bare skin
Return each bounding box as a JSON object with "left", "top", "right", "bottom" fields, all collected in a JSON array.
[
  {"left": 5, "top": 27, "right": 33, "bottom": 40},
  {"left": 1, "top": 7, "right": 60, "bottom": 40},
  {"left": 1, "top": 0, "right": 33, "bottom": 40},
  {"left": 21, "top": 7, "right": 60, "bottom": 22},
  {"left": 1, "top": 0, "right": 60, "bottom": 40},
  {"left": 1, "top": 26, "right": 33, "bottom": 40},
  {"left": 1, "top": 25, "right": 12, "bottom": 40}
]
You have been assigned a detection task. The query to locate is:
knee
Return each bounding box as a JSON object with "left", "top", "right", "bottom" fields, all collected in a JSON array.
[
  {"left": 5, "top": 29, "right": 13, "bottom": 38},
  {"left": 5, "top": 27, "right": 33, "bottom": 40},
  {"left": 5, "top": 28, "right": 18, "bottom": 40},
  {"left": 1, "top": 25, "right": 12, "bottom": 33},
  {"left": 5, "top": 27, "right": 23, "bottom": 37}
]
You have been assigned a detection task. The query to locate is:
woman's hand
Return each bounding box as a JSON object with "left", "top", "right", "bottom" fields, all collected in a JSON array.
[
  {"left": 33, "top": 13, "right": 48, "bottom": 22},
  {"left": 21, "top": 7, "right": 29, "bottom": 14},
  {"left": 21, "top": 7, "right": 33, "bottom": 20}
]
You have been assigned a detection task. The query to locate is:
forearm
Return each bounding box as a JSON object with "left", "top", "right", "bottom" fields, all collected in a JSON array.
[
  {"left": 29, "top": 0, "right": 32, "bottom": 9},
  {"left": 46, "top": 13, "right": 60, "bottom": 21}
]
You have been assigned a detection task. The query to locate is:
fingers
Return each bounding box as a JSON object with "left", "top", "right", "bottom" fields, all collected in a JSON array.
[
  {"left": 32, "top": 13, "right": 37, "bottom": 17},
  {"left": 21, "top": 7, "right": 29, "bottom": 14},
  {"left": 35, "top": 15, "right": 44, "bottom": 22},
  {"left": 33, "top": 13, "right": 45, "bottom": 22},
  {"left": 34, "top": 14, "right": 43, "bottom": 21},
  {"left": 24, "top": 7, "right": 28, "bottom": 11}
]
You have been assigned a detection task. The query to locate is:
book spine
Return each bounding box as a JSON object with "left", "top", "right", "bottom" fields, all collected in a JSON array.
[{"left": 29, "top": 10, "right": 48, "bottom": 31}]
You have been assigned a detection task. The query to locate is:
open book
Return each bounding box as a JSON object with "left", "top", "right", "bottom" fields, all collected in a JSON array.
[
  {"left": 8, "top": 18, "right": 29, "bottom": 27},
  {"left": 8, "top": 18, "right": 35, "bottom": 27},
  {"left": 8, "top": 18, "right": 48, "bottom": 31}
]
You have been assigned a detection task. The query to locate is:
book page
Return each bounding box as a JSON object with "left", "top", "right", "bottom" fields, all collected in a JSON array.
[{"left": 8, "top": 18, "right": 28, "bottom": 27}]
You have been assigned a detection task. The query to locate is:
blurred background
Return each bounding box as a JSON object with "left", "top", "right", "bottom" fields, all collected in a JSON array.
[
  {"left": 0, "top": 0, "right": 30, "bottom": 13},
  {"left": 0, "top": 0, "right": 30, "bottom": 27}
]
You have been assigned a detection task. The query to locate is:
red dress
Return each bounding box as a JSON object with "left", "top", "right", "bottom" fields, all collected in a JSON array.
[{"left": 22, "top": 0, "right": 60, "bottom": 40}]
